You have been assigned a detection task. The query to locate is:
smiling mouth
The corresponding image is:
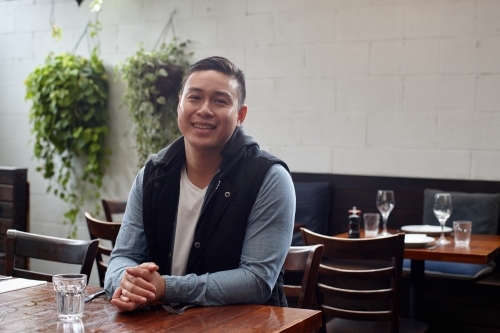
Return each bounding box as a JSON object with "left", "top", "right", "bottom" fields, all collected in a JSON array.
[{"left": 193, "top": 124, "right": 215, "bottom": 130}]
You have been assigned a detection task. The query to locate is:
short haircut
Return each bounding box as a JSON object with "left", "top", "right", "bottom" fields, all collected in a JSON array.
[{"left": 180, "top": 56, "right": 246, "bottom": 107}]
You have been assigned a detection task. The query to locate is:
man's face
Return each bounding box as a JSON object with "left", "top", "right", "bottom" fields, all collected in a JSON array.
[{"left": 178, "top": 70, "right": 247, "bottom": 155}]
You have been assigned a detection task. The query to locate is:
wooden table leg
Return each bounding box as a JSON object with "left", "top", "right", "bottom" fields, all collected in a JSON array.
[{"left": 410, "top": 259, "right": 425, "bottom": 321}]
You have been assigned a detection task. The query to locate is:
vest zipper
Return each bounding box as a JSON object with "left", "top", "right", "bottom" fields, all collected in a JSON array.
[{"left": 193, "top": 179, "right": 220, "bottom": 238}]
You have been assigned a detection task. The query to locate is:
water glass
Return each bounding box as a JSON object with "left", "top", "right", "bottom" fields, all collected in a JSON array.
[
  {"left": 453, "top": 221, "right": 472, "bottom": 247},
  {"left": 363, "top": 213, "right": 380, "bottom": 238},
  {"left": 53, "top": 274, "right": 87, "bottom": 321}
]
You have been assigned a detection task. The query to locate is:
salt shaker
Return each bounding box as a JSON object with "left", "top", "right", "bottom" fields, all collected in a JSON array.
[{"left": 348, "top": 206, "right": 362, "bottom": 238}]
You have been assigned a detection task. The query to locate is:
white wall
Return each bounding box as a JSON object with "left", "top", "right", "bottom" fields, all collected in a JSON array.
[{"left": 1, "top": 0, "right": 500, "bottom": 285}]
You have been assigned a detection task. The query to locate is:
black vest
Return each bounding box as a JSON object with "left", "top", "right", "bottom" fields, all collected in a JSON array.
[{"left": 142, "top": 128, "right": 289, "bottom": 306}]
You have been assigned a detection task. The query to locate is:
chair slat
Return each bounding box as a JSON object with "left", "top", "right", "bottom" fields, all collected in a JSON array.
[
  {"left": 101, "top": 199, "right": 127, "bottom": 222},
  {"left": 85, "top": 212, "right": 121, "bottom": 287},
  {"left": 301, "top": 228, "right": 427, "bottom": 333},
  {"left": 283, "top": 245, "right": 323, "bottom": 309},
  {"left": 5, "top": 229, "right": 98, "bottom": 283}
]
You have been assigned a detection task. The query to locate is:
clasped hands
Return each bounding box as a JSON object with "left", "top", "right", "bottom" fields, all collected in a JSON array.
[{"left": 111, "top": 262, "right": 166, "bottom": 312}]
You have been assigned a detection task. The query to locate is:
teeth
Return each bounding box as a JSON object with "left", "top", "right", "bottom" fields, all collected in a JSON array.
[{"left": 194, "top": 124, "right": 215, "bottom": 130}]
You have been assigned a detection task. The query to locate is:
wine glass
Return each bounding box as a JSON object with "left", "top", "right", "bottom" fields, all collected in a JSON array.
[
  {"left": 433, "top": 193, "right": 452, "bottom": 245},
  {"left": 376, "top": 190, "right": 395, "bottom": 236}
]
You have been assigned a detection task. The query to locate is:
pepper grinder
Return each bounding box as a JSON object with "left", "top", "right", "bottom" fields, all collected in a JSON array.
[{"left": 348, "top": 206, "right": 362, "bottom": 238}]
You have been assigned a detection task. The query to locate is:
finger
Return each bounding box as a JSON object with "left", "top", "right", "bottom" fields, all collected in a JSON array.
[
  {"left": 120, "top": 286, "right": 152, "bottom": 304},
  {"left": 124, "top": 268, "right": 157, "bottom": 293},
  {"left": 112, "top": 287, "right": 121, "bottom": 299},
  {"left": 138, "top": 262, "right": 159, "bottom": 272},
  {"left": 111, "top": 298, "right": 139, "bottom": 312}
]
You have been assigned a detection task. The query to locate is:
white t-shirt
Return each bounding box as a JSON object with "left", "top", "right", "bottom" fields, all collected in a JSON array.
[{"left": 171, "top": 164, "right": 208, "bottom": 276}]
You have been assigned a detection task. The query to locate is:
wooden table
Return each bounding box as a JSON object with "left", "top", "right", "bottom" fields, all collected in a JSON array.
[
  {"left": 0, "top": 283, "right": 322, "bottom": 332},
  {"left": 335, "top": 231, "right": 500, "bottom": 321}
]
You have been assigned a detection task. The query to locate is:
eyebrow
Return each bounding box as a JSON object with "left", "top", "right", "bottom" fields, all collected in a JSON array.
[{"left": 185, "top": 87, "right": 234, "bottom": 100}]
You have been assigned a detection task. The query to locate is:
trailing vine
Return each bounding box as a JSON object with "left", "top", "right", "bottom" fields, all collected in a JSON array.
[
  {"left": 25, "top": 49, "right": 110, "bottom": 238},
  {"left": 118, "top": 39, "right": 192, "bottom": 168}
]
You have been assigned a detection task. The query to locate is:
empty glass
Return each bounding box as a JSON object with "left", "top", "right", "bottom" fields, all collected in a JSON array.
[
  {"left": 53, "top": 274, "right": 86, "bottom": 321},
  {"left": 433, "top": 193, "right": 452, "bottom": 246},
  {"left": 376, "top": 190, "right": 395, "bottom": 236}
]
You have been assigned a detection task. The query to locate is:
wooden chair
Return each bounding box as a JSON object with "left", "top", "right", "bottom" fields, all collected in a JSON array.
[
  {"left": 5, "top": 229, "right": 99, "bottom": 283},
  {"left": 84, "top": 212, "right": 121, "bottom": 287},
  {"left": 284, "top": 244, "right": 323, "bottom": 309},
  {"left": 301, "top": 228, "right": 428, "bottom": 333},
  {"left": 101, "top": 199, "right": 127, "bottom": 222}
]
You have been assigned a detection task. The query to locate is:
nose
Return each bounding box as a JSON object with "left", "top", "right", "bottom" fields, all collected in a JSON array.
[{"left": 196, "top": 100, "right": 214, "bottom": 117}]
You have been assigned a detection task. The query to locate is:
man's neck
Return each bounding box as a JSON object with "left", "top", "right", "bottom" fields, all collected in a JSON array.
[{"left": 184, "top": 148, "right": 222, "bottom": 189}]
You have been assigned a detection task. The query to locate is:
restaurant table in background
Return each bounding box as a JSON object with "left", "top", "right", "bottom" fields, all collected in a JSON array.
[
  {"left": 0, "top": 282, "right": 322, "bottom": 332},
  {"left": 335, "top": 230, "right": 500, "bottom": 321}
]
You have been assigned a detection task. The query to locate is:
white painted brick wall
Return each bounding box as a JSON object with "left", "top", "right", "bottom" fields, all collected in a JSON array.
[
  {"left": 477, "top": 75, "right": 500, "bottom": 112},
  {"left": 398, "top": 149, "right": 471, "bottom": 179},
  {"left": 302, "top": 112, "right": 366, "bottom": 148},
  {"left": 245, "top": 79, "right": 275, "bottom": 112},
  {"left": 192, "top": 0, "right": 247, "bottom": 17},
  {"left": 245, "top": 45, "right": 304, "bottom": 78},
  {"left": 305, "top": 42, "right": 370, "bottom": 77},
  {"left": 337, "top": 5, "right": 403, "bottom": 41},
  {"left": 0, "top": 33, "right": 33, "bottom": 61},
  {"left": 438, "top": 113, "right": 500, "bottom": 150},
  {"left": 403, "top": 1, "right": 476, "bottom": 38},
  {"left": 472, "top": 151, "right": 500, "bottom": 180},
  {"left": 271, "top": 146, "right": 332, "bottom": 173},
  {"left": 333, "top": 147, "right": 399, "bottom": 176},
  {"left": 441, "top": 38, "right": 500, "bottom": 74},
  {"left": 248, "top": 0, "right": 308, "bottom": 14},
  {"left": 274, "top": 10, "right": 336, "bottom": 45},
  {"left": 273, "top": 78, "right": 335, "bottom": 112},
  {"left": 3, "top": 0, "right": 500, "bottom": 284},
  {"left": 371, "top": 39, "right": 440, "bottom": 75},
  {"left": 217, "top": 13, "right": 274, "bottom": 48},
  {"left": 337, "top": 76, "right": 403, "bottom": 112},
  {"left": 367, "top": 112, "right": 436, "bottom": 148},
  {"left": 403, "top": 76, "right": 475, "bottom": 112},
  {"left": 0, "top": 2, "right": 15, "bottom": 34},
  {"left": 477, "top": 0, "right": 500, "bottom": 36},
  {"left": 242, "top": 112, "right": 303, "bottom": 146}
]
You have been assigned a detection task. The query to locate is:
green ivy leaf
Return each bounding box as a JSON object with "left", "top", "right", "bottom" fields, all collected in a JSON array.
[{"left": 24, "top": 49, "right": 110, "bottom": 238}]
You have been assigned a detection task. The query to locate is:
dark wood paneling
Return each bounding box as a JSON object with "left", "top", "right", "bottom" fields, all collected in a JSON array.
[
  {"left": 0, "top": 202, "right": 13, "bottom": 219},
  {"left": 0, "top": 184, "right": 14, "bottom": 201},
  {"left": 0, "top": 167, "right": 28, "bottom": 274}
]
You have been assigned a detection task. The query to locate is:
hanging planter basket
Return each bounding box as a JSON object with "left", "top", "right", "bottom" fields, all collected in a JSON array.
[{"left": 118, "top": 39, "right": 192, "bottom": 168}]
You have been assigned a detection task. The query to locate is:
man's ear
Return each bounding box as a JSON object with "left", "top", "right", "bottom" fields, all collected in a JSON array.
[{"left": 237, "top": 105, "right": 248, "bottom": 126}]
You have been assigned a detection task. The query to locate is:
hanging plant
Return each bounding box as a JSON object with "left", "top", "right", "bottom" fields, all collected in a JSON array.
[
  {"left": 118, "top": 39, "right": 192, "bottom": 168},
  {"left": 25, "top": 48, "right": 110, "bottom": 238}
]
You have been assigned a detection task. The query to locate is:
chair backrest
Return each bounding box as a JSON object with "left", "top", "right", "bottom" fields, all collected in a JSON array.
[
  {"left": 84, "top": 212, "right": 121, "bottom": 287},
  {"left": 301, "top": 228, "right": 405, "bottom": 333},
  {"left": 284, "top": 244, "right": 323, "bottom": 309},
  {"left": 5, "top": 229, "right": 99, "bottom": 283},
  {"left": 101, "top": 199, "right": 127, "bottom": 222}
]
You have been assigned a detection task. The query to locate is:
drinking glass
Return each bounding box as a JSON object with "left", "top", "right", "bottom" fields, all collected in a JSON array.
[
  {"left": 376, "top": 190, "right": 395, "bottom": 236},
  {"left": 433, "top": 193, "right": 452, "bottom": 246}
]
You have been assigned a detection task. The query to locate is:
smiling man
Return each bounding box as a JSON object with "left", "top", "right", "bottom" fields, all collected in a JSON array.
[{"left": 104, "top": 56, "right": 295, "bottom": 312}]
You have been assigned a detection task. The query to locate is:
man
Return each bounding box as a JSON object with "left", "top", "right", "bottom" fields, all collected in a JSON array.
[{"left": 105, "top": 56, "right": 295, "bottom": 312}]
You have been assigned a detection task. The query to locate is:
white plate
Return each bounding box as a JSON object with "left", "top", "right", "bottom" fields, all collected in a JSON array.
[
  {"left": 404, "top": 234, "right": 435, "bottom": 248},
  {"left": 401, "top": 224, "right": 452, "bottom": 236}
]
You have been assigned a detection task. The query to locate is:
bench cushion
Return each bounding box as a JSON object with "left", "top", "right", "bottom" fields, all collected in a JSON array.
[
  {"left": 403, "top": 259, "right": 495, "bottom": 280},
  {"left": 292, "top": 182, "right": 330, "bottom": 246},
  {"left": 423, "top": 189, "right": 500, "bottom": 235}
]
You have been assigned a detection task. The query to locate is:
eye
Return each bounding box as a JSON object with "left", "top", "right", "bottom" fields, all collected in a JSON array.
[
  {"left": 187, "top": 94, "right": 200, "bottom": 100},
  {"left": 214, "top": 98, "right": 228, "bottom": 105}
]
